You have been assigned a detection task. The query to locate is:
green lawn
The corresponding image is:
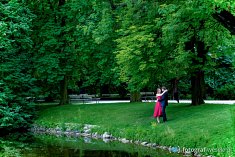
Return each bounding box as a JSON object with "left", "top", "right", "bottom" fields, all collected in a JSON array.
[{"left": 35, "top": 102, "right": 235, "bottom": 156}]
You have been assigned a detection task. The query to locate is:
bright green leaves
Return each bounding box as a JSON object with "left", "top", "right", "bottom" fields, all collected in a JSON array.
[
  {"left": 0, "top": 0, "right": 36, "bottom": 132},
  {"left": 162, "top": 0, "right": 234, "bottom": 64},
  {"left": 0, "top": 0, "right": 35, "bottom": 96},
  {"left": 210, "top": 0, "right": 235, "bottom": 12},
  {"left": 114, "top": 0, "right": 234, "bottom": 95},
  {"left": 0, "top": 21, "right": 9, "bottom": 50},
  {"left": 92, "top": 2, "right": 114, "bottom": 44},
  {"left": 115, "top": 16, "right": 161, "bottom": 91}
]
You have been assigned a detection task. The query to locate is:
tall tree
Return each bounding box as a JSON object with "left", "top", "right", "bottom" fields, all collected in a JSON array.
[
  {"left": 115, "top": 0, "right": 234, "bottom": 104},
  {"left": 28, "top": 0, "right": 122, "bottom": 104},
  {"left": 115, "top": 1, "right": 161, "bottom": 102},
  {"left": 81, "top": 0, "right": 120, "bottom": 96},
  {"left": 29, "top": 0, "right": 95, "bottom": 105},
  {"left": 115, "top": 1, "right": 191, "bottom": 102},
  {"left": 161, "top": 0, "right": 234, "bottom": 105}
]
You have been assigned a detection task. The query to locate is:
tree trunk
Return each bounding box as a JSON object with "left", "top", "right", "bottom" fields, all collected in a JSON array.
[
  {"left": 213, "top": 10, "right": 235, "bottom": 35},
  {"left": 130, "top": 91, "right": 141, "bottom": 102},
  {"left": 191, "top": 71, "right": 205, "bottom": 105},
  {"left": 59, "top": 75, "right": 69, "bottom": 105},
  {"left": 186, "top": 35, "right": 207, "bottom": 106},
  {"left": 58, "top": 0, "right": 67, "bottom": 106},
  {"left": 191, "top": 40, "right": 207, "bottom": 106},
  {"left": 172, "top": 78, "right": 179, "bottom": 103}
]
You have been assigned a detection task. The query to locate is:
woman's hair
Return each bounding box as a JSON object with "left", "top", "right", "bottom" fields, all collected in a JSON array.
[{"left": 156, "top": 88, "right": 162, "bottom": 94}]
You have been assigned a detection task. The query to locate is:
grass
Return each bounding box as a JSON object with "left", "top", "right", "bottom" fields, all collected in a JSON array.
[{"left": 35, "top": 102, "right": 235, "bottom": 156}]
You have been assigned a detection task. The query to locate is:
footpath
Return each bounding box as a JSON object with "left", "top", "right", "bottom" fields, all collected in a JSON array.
[{"left": 84, "top": 100, "right": 235, "bottom": 104}]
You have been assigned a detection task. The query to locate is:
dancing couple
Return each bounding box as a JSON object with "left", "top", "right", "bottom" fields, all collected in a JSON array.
[{"left": 153, "top": 86, "right": 168, "bottom": 123}]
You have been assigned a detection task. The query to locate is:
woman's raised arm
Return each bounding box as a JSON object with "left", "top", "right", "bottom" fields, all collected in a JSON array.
[{"left": 158, "top": 90, "right": 168, "bottom": 96}]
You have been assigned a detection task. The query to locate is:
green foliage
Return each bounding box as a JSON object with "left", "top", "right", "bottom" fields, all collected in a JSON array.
[
  {"left": 0, "top": 83, "right": 35, "bottom": 133},
  {"left": 114, "top": 0, "right": 235, "bottom": 95},
  {"left": 28, "top": 0, "right": 86, "bottom": 102},
  {"left": 214, "top": 83, "right": 235, "bottom": 99},
  {"left": 28, "top": 0, "right": 120, "bottom": 100},
  {"left": 115, "top": 1, "right": 170, "bottom": 91},
  {"left": 77, "top": 0, "right": 122, "bottom": 93},
  {"left": 205, "top": 53, "right": 235, "bottom": 99},
  {"left": 0, "top": 0, "right": 36, "bottom": 97},
  {"left": 0, "top": 140, "right": 22, "bottom": 157},
  {"left": 116, "top": 24, "right": 160, "bottom": 91},
  {"left": 24, "top": 0, "right": 235, "bottom": 100},
  {"left": 0, "top": 0, "right": 36, "bottom": 133},
  {"left": 161, "top": 0, "right": 234, "bottom": 63}
]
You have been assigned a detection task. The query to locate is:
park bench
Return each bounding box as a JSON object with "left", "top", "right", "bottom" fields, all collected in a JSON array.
[
  {"left": 101, "top": 94, "right": 119, "bottom": 97},
  {"left": 89, "top": 94, "right": 101, "bottom": 103},
  {"left": 69, "top": 94, "right": 100, "bottom": 104},
  {"left": 141, "top": 92, "right": 156, "bottom": 102}
]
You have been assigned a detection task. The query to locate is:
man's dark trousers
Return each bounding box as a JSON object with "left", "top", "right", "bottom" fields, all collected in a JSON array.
[
  {"left": 160, "top": 91, "right": 168, "bottom": 122},
  {"left": 161, "top": 102, "right": 167, "bottom": 122}
]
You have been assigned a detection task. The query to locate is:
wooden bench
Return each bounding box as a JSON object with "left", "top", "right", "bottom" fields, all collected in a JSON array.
[
  {"left": 101, "top": 94, "right": 119, "bottom": 97},
  {"left": 69, "top": 94, "right": 100, "bottom": 104},
  {"left": 141, "top": 92, "right": 156, "bottom": 102}
]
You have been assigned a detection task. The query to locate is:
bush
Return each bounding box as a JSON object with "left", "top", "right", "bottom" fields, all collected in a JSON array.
[
  {"left": 0, "top": 83, "right": 36, "bottom": 135},
  {"left": 214, "top": 83, "right": 235, "bottom": 100}
]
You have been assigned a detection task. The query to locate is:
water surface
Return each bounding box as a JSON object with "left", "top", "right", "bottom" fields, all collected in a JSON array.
[
  {"left": 1, "top": 134, "right": 182, "bottom": 157},
  {"left": 21, "top": 135, "right": 182, "bottom": 157}
]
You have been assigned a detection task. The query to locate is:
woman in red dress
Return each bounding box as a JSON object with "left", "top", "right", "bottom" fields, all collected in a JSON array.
[{"left": 153, "top": 88, "right": 164, "bottom": 123}]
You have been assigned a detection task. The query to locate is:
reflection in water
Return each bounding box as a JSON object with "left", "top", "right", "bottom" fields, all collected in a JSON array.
[
  {"left": 82, "top": 150, "right": 139, "bottom": 157},
  {"left": 24, "top": 147, "right": 158, "bottom": 157},
  {"left": 27, "top": 148, "right": 145, "bottom": 157},
  {"left": 21, "top": 135, "right": 182, "bottom": 157}
]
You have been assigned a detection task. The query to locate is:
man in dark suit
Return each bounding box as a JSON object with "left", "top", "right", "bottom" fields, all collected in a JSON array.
[{"left": 160, "top": 86, "right": 168, "bottom": 122}]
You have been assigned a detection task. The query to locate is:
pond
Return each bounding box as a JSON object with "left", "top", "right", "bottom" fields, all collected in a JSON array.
[{"left": 1, "top": 134, "right": 182, "bottom": 157}]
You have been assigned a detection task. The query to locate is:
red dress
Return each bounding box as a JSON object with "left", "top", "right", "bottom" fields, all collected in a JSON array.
[{"left": 153, "top": 96, "right": 162, "bottom": 117}]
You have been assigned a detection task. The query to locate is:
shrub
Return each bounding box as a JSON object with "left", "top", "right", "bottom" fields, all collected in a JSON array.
[
  {"left": 0, "top": 83, "right": 36, "bottom": 135},
  {"left": 214, "top": 83, "right": 235, "bottom": 100}
]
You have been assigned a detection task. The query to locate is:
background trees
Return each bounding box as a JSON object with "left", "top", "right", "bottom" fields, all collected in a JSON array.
[
  {"left": 9, "top": 0, "right": 235, "bottom": 106},
  {"left": 1, "top": 0, "right": 234, "bottom": 107},
  {"left": 0, "top": 0, "right": 36, "bottom": 134},
  {"left": 28, "top": 0, "right": 121, "bottom": 104},
  {"left": 29, "top": 0, "right": 86, "bottom": 105},
  {"left": 0, "top": 0, "right": 234, "bottom": 133},
  {"left": 160, "top": 0, "right": 235, "bottom": 105},
  {"left": 115, "top": 0, "right": 234, "bottom": 104}
]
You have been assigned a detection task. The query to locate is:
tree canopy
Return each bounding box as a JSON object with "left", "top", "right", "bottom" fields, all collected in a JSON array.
[
  {"left": 1, "top": 0, "right": 235, "bottom": 132},
  {"left": 0, "top": 0, "right": 36, "bottom": 134}
]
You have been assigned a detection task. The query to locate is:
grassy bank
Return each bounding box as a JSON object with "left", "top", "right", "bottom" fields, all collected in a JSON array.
[{"left": 35, "top": 102, "right": 235, "bottom": 156}]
